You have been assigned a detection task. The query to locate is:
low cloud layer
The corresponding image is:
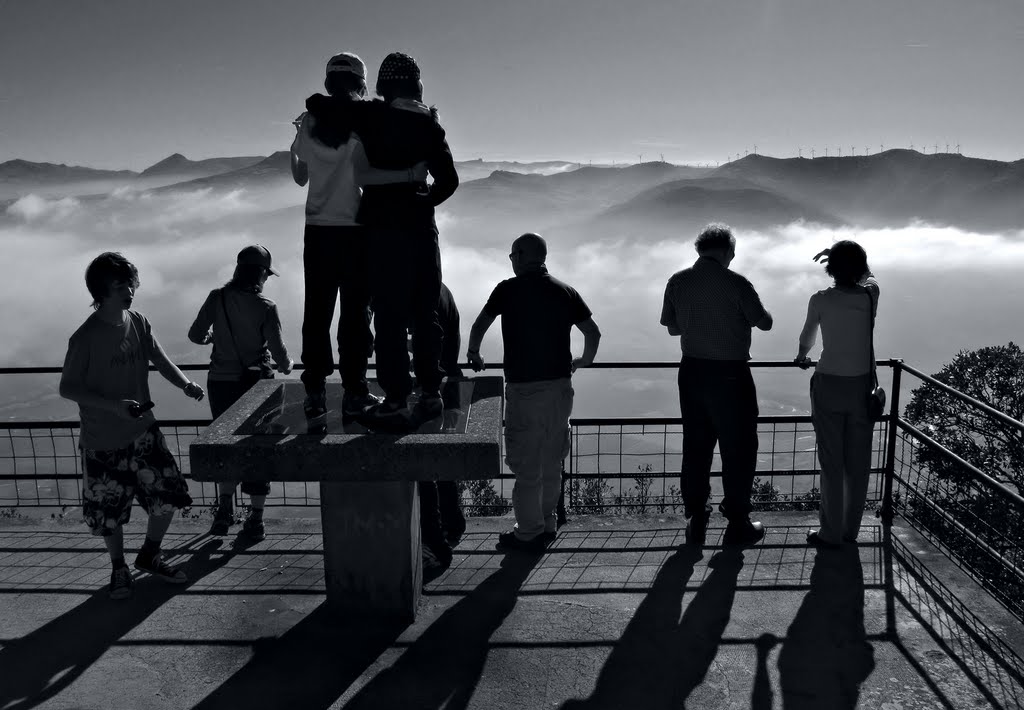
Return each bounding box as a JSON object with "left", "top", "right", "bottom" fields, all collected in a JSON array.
[{"left": 3, "top": 184, "right": 1022, "bottom": 419}]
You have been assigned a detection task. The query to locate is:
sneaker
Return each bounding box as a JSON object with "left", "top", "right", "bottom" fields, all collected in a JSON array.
[
  {"left": 422, "top": 545, "right": 451, "bottom": 584},
  {"left": 134, "top": 551, "right": 188, "bottom": 584},
  {"left": 109, "top": 566, "right": 134, "bottom": 600},
  {"left": 443, "top": 521, "right": 467, "bottom": 549},
  {"left": 367, "top": 399, "right": 409, "bottom": 418},
  {"left": 210, "top": 509, "right": 233, "bottom": 537},
  {"left": 303, "top": 391, "right": 327, "bottom": 419},
  {"left": 240, "top": 517, "right": 266, "bottom": 542},
  {"left": 807, "top": 529, "right": 841, "bottom": 549},
  {"left": 722, "top": 519, "right": 766, "bottom": 547},
  {"left": 413, "top": 391, "right": 443, "bottom": 419},
  {"left": 342, "top": 391, "right": 383, "bottom": 417},
  {"left": 496, "top": 530, "right": 550, "bottom": 554},
  {"left": 685, "top": 509, "right": 711, "bottom": 547}
]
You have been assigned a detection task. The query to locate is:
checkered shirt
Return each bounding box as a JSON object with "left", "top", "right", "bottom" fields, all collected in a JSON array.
[{"left": 660, "top": 257, "right": 768, "bottom": 360}]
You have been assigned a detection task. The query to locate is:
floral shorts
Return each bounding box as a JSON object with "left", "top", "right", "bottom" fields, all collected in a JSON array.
[{"left": 81, "top": 425, "right": 194, "bottom": 536}]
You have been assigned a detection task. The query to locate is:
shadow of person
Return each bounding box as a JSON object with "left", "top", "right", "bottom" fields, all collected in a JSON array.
[
  {"left": 191, "top": 603, "right": 409, "bottom": 710},
  {"left": 777, "top": 546, "right": 876, "bottom": 709},
  {"left": 340, "top": 554, "right": 540, "bottom": 710},
  {"left": 0, "top": 536, "right": 231, "bottom": 710},
  {"left": 561, "top": 547, "right": 744, "bottom": 709}
]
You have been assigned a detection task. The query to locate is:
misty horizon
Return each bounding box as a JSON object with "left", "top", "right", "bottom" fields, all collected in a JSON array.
[{"left": 3, "top": 148, "right": 1023, "bottom": 423}]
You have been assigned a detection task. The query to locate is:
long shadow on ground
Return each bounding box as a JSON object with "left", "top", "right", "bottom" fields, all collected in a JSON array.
[
  {"left": 777, "top": 546, "right": 875, "bottom": 709},
  {"left": 0, "top": 536, "right": 231, "bottom": 710},
  {"left": 192, "top": 554, "right": 538, "bottom": 710},
  {"left": 190, "top": 604, "right": 408, "bottom": 710},
  {"left": 340, "top": 554, "right": 540, "bottom": 710},
  {"left": 561, "top": 546, "right": 742, "bottom": 709}
]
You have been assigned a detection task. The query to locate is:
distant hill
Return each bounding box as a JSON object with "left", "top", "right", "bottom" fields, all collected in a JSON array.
[
  {"left": 448, "top": 162, "right": 714, "bottom": 224},
  {"left": 454, "top": 158, "right": 579, "bottom": 182},
  {"left": 150, "top": 151, "right": 293, "bottom": 192},
  {"left": 714, "top": 151, "right": 1024, "bottom": 231},
  {"left": 582, "top": 176, "right": 840, "bottom": 240},
  {"left": 0, "top": 159, "right": 136, "bottom": 184},
  {"left": 139, "top": 153, "right": 264, "bottom": 179}
]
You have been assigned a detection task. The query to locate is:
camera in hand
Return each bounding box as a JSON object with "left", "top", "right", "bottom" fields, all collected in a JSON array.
[{"left": 129, "top": 401, "right": 155, "bottom": 418}]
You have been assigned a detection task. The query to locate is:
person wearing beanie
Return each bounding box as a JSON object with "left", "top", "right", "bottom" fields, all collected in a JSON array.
[
  {"left": 290, "top": 51, "right": 427, "bottom": 422},
  {"left": 303, "top": 50, "right": 460, "bottom": 425}
]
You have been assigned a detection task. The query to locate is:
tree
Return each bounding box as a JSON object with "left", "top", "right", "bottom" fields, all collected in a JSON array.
[
  {"left": 904, "top": 343, "right": 1024, "bottom": 492},
  {"left": 902, "top": 343, "right": 1024, "bottom": 615}
]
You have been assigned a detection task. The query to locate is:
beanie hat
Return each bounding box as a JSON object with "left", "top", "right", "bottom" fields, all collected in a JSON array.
[
  {"left": 377, "top": 52, "right": 421, "bottom": 83},
  {"left": 325, "top": 52, "right": 366, "bottom": 80}
]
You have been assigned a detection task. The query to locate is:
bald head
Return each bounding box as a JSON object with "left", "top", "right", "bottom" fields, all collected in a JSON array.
[{"left": 511, "top": 233, "right": 547, "bottom": 267}]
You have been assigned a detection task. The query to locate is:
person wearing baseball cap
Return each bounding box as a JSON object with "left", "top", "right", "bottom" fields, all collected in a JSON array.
[
  {"left": 188, "top": 244, "right": 293, "bottom": 541},
  {"left": 290, "top": 51, "right": 426, "bottom": 421},
  {"left": 236, "top": 244, "right": 279, "bottom": 276}
]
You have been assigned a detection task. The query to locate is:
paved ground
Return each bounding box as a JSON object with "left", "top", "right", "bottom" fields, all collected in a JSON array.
[{"left": 1, "top": 511, "right": 1022, "bottom": 709}]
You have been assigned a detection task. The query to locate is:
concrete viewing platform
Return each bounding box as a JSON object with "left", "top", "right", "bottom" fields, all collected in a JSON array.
[{"left": 1, "top": 511, "right": 1023, "bottom": 709}]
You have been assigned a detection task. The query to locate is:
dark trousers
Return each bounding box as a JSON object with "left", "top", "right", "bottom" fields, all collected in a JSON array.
[
  {"left": 678, "top": 357, "right": 759, "bottom": 522},
  {"left": 300, "top": 225, "right": 373, "bottom": 397},
  {"left": 370, "top": 226, "right": 444, "bottom": 403},
  {"left": 420, "top": 480, "right": 466, "bottom": 555},
  {"left": 207, "top": 376, "right": 271, "bottom": 496}
]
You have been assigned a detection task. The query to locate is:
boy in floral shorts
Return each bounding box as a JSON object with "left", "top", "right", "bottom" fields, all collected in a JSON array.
[{"left": 60, "top": 252, "right": 207, "bottom": 599}]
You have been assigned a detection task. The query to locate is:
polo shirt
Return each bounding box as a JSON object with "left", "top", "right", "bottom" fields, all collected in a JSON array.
[
  {"left": 660, "top": 256, "right": 768, "bottom": 361},
  {"left": 483, "top": 268, "right": 592, "bottom": 383}
]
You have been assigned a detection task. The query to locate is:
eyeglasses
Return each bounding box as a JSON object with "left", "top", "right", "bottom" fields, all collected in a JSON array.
[{"left": 508, "top": 250, "right": 520, "bottom": 260}]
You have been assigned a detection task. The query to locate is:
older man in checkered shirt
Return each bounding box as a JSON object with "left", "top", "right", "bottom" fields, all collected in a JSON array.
[{"left": 660, "top": 223, "right": 774, "bottom": 547}]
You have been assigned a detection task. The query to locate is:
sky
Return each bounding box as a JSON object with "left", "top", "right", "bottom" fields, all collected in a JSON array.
[{"left": 2, "top": 0, "right": 1024, "bottom": 170}]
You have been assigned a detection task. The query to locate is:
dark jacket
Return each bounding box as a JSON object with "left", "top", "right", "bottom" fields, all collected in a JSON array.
[{"left": 305, "top": 94, "right": 459, "bottom": 230}]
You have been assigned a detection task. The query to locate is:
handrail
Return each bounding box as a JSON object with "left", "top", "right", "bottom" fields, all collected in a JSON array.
[
  {"left": 897, "top": 418, "right": 1024, "bottom": 509},
  {"left": 900, "top": 362, "right": 1024, "bottom": 434},
  {"left": 0, "top": 359, "right": 904, "bottom": 376}
]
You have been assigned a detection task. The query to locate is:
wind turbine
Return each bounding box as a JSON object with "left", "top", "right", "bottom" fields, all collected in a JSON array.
[
  {"left": 956, "top": 143, "right": 961, "bottom": 154},
  {"left": 798, "top": 146, "right": 802, "bottom": 157},
  {"left": 933, "top": 144, "right": 938, "bottom": 154},
  {"left": 810, "top": 148, "right": 815, "bottom": 158}
]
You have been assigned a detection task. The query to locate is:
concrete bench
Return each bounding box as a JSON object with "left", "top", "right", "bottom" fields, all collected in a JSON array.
[{"left": 190, "top": 377, "right": 503, "bottom": 622}]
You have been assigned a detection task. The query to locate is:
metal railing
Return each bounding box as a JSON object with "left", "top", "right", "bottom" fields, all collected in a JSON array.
[{"left": 2, "top": 359, "right": 1022, "bottom": 621}]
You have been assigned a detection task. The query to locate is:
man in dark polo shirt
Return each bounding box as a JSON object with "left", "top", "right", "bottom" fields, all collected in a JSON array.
[
  {"left": 467, "top": 233, "right": 601, "bottom": 552},
  {"left": 661, "top": 223, "right": 773, "bottom": 547}
]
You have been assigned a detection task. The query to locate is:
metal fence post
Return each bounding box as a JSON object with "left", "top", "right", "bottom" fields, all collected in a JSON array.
[{"left": 880, "top": 360, "right": 903, "bottom": 525}]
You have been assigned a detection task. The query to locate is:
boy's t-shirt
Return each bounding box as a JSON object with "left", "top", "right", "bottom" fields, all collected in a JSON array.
[
  {"left": 62, "top": 310, "right": 157, "bottom": 450},
  {"left": 482, "top": 268, "right": 592, "bottom": 384}
]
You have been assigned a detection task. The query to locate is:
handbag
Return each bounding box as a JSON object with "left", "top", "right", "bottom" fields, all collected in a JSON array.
[
  {"left": 865, "top": 286, "right": 886, "bottom": 421},
  {"left": 219, "top": 288, "right": 274, "bottom": 387}
]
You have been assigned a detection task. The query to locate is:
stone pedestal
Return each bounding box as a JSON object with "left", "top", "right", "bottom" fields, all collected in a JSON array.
[
  {"left": 320, "top": 481, "right": 422, "bottom": 621},
  {"left": 189, "top": 376, "right": 502, "bottom": 620}
]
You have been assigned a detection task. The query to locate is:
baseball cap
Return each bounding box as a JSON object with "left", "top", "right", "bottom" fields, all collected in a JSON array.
[
  {"left": 326, "top": 52, "right": 366, "bottom": 80},
  {"left": 237, "top": 245, "right": 279, "bottom": 276}
]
